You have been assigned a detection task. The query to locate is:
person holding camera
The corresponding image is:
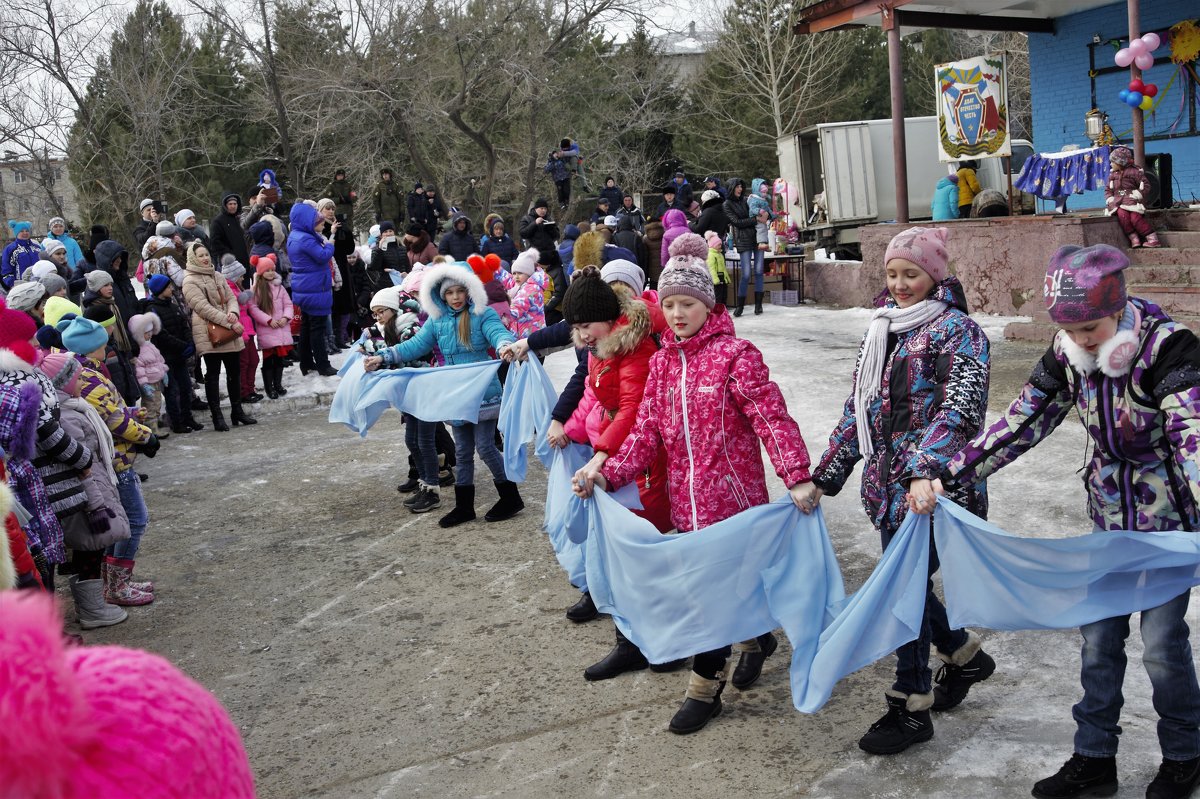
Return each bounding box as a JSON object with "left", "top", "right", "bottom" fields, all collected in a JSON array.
[{"left": 133, "top": 199, "right": 161, "bottom": 252}]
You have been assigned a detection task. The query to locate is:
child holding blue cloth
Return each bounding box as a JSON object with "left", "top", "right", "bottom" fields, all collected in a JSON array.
[
  {"left": 948, "top": 243, "right": 1200, "bottom": 799},
  {"left": 363, "top": 262, "right": 523, "bottom": 528}
]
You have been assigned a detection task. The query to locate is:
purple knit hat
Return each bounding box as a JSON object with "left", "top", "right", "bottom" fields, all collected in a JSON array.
[
  {"left": 659, "top": 233, "right": 716, "bottom": 309},
  {"left": 1043, "top": 244, "right": 1129, "bottom": 323},
  {"left": 884, "top": 226, "right": 950, "bottom": 283}
]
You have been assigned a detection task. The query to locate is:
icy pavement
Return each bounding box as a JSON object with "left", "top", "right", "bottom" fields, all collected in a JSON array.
[{"left": 104, "top": 303, "right": 1188, "bottom": 799}]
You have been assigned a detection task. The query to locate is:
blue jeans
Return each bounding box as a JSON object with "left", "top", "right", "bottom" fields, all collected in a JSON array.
[
  {"left": 110, "top": 469, "right": 149, "bottom": 560},
  {"left": 738, "top": 250, "right": 764, "bottom": 296},
  {"left": 1073, "top": 590, "right": 1200, "bottom": 759},
  {"left": 452, "top": 418, "right": 506, "bottom": 487},
  {"left": 404, "top": 415, "right": 439, "bottom": 485},
  {"left": 888, "top": 527, "right": 968, "bottom": 696}
]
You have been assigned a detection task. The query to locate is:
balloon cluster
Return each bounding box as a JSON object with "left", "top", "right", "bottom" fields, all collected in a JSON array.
[
  {"left": 1114, "top": 32, "right": 1160, "bottom": 71},
  {"left": 1118, "top": 79, "right": 1159, "bottom": 110}
]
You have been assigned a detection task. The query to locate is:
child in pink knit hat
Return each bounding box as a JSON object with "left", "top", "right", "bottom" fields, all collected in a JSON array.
[
  {"left": 1105, "top": 145, "right": 1161, "bottom": 248},
  {"left": 0, "top": 590, "right": 256, "bottom": 798},
  {"left": 573, "top": 231, "right": 814, "bottom": 737},
  {"left": 809, "top": 224, "right": 995, "bottom": 756}
]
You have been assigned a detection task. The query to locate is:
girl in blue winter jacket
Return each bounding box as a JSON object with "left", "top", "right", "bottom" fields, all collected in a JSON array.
[{"left": 363, "top": 262, "right": 523, "bottom": 528}]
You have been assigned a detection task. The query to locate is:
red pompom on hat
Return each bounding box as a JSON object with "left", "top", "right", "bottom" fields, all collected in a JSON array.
[
  {"left": 250, "top": 253, "right": 277, "bottom": 276},
  {"left": 0, "top": 298, "right": 39, "bottom": 366},
  {"left": 467, "top": 253, "right": 501, "bottom": 284}
]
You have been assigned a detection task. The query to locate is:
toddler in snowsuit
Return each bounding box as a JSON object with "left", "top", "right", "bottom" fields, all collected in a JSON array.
[
  {"left": 128, "top": 313, "right": 169, "bottom": 436},
  {"left": 1105, "top": 145, "right": 1161, "bottom": 249}
]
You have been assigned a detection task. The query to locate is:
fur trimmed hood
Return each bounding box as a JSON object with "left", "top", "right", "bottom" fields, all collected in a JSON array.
[
  {"left": 418, "top": 262, "right": 489, "bottom": 319},
  {"left": 570, "top": 294, "right": 652, "bottom": 360},
  {"left": 1057, "top": 300, "right": 1144, "bottom": 378}
]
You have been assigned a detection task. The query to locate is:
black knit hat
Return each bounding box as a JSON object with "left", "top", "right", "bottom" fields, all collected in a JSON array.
[
  {"left": 379, "top": 221, "right": 395, "bottom": 233},
  {"left": 561, "top": 268, "right": 621, "bottom": 326},
  {"left": 406, "top": 223, "right": 424, "bottom": 236},
  {"left": 533, "top": 197, "right": 549, "bottom": 210}
]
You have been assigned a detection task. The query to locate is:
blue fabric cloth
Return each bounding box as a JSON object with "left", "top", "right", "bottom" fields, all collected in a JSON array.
[
  {"left": 328, "top": 351, "right": 503, "bottom": 436},
  {"left": 934, "top": 497, "right": 1200, "bottom": 632},
  {"left": 544, "top": 444, "right": 591, "bottom": 590},
  {"left": 498, "top": 356, "right": 559, "bottom": 482},
  {"left": 1014, "top": 145, "right": 1110, "bottom": 200}
]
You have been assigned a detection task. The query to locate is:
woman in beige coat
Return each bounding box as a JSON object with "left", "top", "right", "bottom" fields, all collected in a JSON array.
[{"left": 181, "top": 242, "right": 255, "bottom": 431}]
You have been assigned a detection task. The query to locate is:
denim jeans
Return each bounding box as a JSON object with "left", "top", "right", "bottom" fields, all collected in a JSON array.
[
  {"left": 110, "top": 469, "right": 149, "bottom": 560},
  {"left": 404, "top": 414, "right": 440, "bottom": 485},
  {"left": 1073, "top": 590, "right": 1200, "bottom": 759},
  {"left": 737, "top": 250, "right": 764, "bottom": 296},
  {"left": 298, "top": 312, "right": 331, "bottom": 371},
  {"left": 452, "top": 418, "right": 506, "bottom": 486},
  {"left": 887, "top": 526, "right": 968, "bottom": 696}
]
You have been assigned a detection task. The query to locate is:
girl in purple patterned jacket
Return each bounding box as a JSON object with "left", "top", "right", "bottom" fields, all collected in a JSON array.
[{"left": 947, "top": 243, "right": 1200, "bottom": 799}]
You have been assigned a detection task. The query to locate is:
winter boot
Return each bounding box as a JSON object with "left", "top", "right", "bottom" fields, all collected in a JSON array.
[
  {"left": 731, "top": 631, "right": 778, "bottom": 690},
  {"left": 753, "top": 291, "right": 764, "bottom": 315},
  {"left": 264, "top": 368, "right": 279, "bottom": 400},
  {"left": 566, "top": 590, "right": 600, "bottom": 623},
  {"left": 208, "top": 384, "right": 230, "bottom": 431},
  {"left": 69, "top": 574, "right": 128, "bottom": 629},
  {"left": 1143, "top": 232, "right": 1163, "bottom": 249},
  {"left": 714, "top": 281, "right": 729, "bottom": 308},
  {"left": 170, "top": 418, "right": 194, "bottom": 434},
  {"left": 668, "top": 672, "right": 726, "bottom": 735},
  {"left": 1147, "top": 755, "right": 1200, "bottom": 799},
  {"left": 484, "top": 480, "right": 524, "bottom": 522},
  {"left": 185, "top": 414, "right": 205, "bottom": 431},
  {"left": 272, "top": 364, "right": 288, "bottom": 396},
  {"left": 102, "top": 555, "right": 153, "bottom": 595},
  {"left": 397, "top": 469, "right": 421, "bottom": 494},
  {"left": 1031, "top": 754, "right": 1118, "bottom": 798},
  {"left": 931, "top": 630, "right": 995, "bottom": 711},
  {"left": 438, "top": 485, "right": 476, "bottom": 528},
  {"left": 408, "top": 484, "right": 442, "bottom": 514},
  {"left": 230, "top": 401, "right": 257, "bottom": 426},
  {"left": 733, "top": 295, "right": 746, "bottom": 318},
  {"left": 439, "top": 468, "right": 455, "bottom": 487},
  {"left": 1128, "top": 232, "right": 1143, "bottom": 248},
  {"left": 103, "top": 556, "right": 153, "bottom": 606},
  {"left": 584, "top": 628, "right": 649, "bottom": 681},
  {"left": 191, "top": 394, "right": 209, "bottom": 411},
  {"left": 858, "top": 690, "right": 935, "bottom": 754}
]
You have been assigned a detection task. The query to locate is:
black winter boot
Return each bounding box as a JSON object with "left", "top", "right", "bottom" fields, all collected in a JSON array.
[
  {"left": 230, "top": 402, "right": 257, "bottom": 426},
  {"left": 858, "top": 690, "right": 935, "bottom": 754},
  {"left": 753, "top": 291, "right": 764, "bottom": 315},
  {"left": 273, "top": 364, "right": 288, "bottom": 396},
  {"left": 438, "top": 485, "right": 476, "bottom": 528},
  {"left": 1147, "top": 755, "right": 1200, "bottom": 799},
  {"left": 264, "top": 369, "right": 278, "bottom": 400},
  {"left": 584, "top": 628, "right": 649, "bottom": 681},
  {"left": 731, "top": 631, "right": 778, "bottom": 690},
  {"left": 484, "top": 480, "right": 524, "bottom": 522},
  {"left": 714, "top": 281, "right": 728, "bottom": 308},
  {"left": 669, "top": 672, "right": 726, "bottom": 734},
  {"left": 208, "top": 385, "right": 229, "bottom": 432},
  {"left": 1031, "top": 754, "right": 1118, "bottom": 798},
  {"left": 932, "top": 631, "right": 995, "bottom": 711},
  {"left": 733, "top": 295, "right": 746, "bottom": 318},
  {"left": 566, "top": 591, "right": 600, "bottom": 623}
]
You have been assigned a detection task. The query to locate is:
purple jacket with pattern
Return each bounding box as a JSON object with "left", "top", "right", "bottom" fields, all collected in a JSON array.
[
  {"left": 949, "top": 298, "right": 1200, "bottom": 532},
  {"left": 813, "top": 277, "right": 991, "bottom": 542}
]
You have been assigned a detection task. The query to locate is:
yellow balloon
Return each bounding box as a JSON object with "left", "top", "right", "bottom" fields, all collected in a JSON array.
[{"left": 1139, "top": 96, "right": 1154, "bottom": 111}]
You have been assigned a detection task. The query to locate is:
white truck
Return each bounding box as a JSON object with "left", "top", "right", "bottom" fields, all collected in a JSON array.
[{"left": 776, "top": 116, "right": 1033, "bottom": 260}]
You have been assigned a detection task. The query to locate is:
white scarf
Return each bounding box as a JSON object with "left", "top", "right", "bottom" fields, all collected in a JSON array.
[
  {"left": 63, "top": 395, "right": 118, "bottom": 486},
  {"left": 854, "top": 299, "right": 948, "bottom": 457}
]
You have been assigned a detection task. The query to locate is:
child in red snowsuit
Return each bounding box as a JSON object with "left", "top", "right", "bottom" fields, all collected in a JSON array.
[{"left": 1105, "top": 145, "right": 1161, "bottom": 249}]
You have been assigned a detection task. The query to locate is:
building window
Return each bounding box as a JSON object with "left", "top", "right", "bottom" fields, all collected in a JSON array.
[{"left": 13, "top": 170, "right": 25, "bottom": 184}]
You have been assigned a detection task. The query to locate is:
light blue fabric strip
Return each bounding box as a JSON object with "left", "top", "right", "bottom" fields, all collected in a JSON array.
[
  {"left": 934, "top": 498, "right": 1200, "bottom": 631},
  {"left": 498, "top": 357, "right": 559, "bottom": 482}
]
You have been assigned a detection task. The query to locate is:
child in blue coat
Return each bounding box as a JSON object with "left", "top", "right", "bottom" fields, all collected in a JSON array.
[{"left": 363, "top": 262, "right": 522, "bottom": 528}]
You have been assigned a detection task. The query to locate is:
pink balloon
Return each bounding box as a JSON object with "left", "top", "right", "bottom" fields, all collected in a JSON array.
[
  {"left": 1114, "top": 48, "right": 1133, "bottom": 67},
  {"left": 1128, "top": 38, "right": 1147, "bottom": 56},
  {"left": 1142, "top": 32, "right": 1161, "bottom": 50},
  {"left": 1134, "top": 52, "right": 1154, "bottom": 70}
]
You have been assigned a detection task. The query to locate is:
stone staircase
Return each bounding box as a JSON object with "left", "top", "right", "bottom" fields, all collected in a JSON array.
[{"left": 1124, "top": 209, "right": 1200, "bottom": 331}]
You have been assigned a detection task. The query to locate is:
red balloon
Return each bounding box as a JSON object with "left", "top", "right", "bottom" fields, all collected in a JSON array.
[
  {"left": 1128, "top": 78, "right": 1145, "bottom": 93},
  {"left": 1144, "top": 83, "right": 1159, "bottom": 97}
]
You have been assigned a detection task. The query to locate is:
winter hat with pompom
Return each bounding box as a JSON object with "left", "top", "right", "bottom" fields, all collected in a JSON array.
[
  {"left": 561, "top": 266, "right": 621, "bottom": 325},
  {"left": 511, "top": 248, "right": 539, "bottom": 277},
  {"left": 0, "top": 298, "right": 38, "bottom": 365},
  {"left": 38, "top": 351, "right": 81, "bottom": 395},
  {"left": 883, "top": 226, "right": 950, "bottom": 283},
  {"left": 0, "top": 590, "right": 256, "bottom": 799},
  {"left": 658, "top": 232, "right": 716, "bottom": 309},
  {"left": 467, "top": 253, "right": 501, "bottom": 284},
  {"left": 704, "top": 230, "right": 723, "bottom": 250},
  {"left": 220, "top": 254, "right": 246, "bottom": 282},
  {"left": 250, "top": 253, "right": 277, "bottom": 276},
  {"left": 1044, "top": 244, "right": 1129, "bottom": 324}
]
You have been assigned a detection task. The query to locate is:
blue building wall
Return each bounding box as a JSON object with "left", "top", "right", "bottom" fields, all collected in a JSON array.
[{"left": 1028, "top": 0, "right": 1198, "bottom": 209}]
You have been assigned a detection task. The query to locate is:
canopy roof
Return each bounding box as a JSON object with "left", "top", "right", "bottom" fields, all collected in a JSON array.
[{"left": 794, "top": 0, "right": 1122, "bottom": 35}]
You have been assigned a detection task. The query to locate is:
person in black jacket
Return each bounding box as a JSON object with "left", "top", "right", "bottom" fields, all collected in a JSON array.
[
  {"left": 406, "top": 183, "right": 428, "bottom": 231},
  {"left": 590, "top": 197, "right": 613, "bottom": 225},
  {"left": 437, "top": 213, "right": 478, "bottom": 261},
  {"left": 599, "top": 177, "right": 624, "bottom": 209},
  {"left": 480, "top": 217, "right": 519, "bottom": 264},
  {"left": 616, "top": 194, "right": 646, "bottom": 234},
  {"left": 612, "top": 215, "right": 648, "bottom": 268},
  {"left": 654, "top": 186, "right": 681, "bottom": 221},
  {"left": 142, "top": 274, "right": 202, "bottom": 433},
  {"left": 422, "top": 186, "right": 449, "bottom": 236},
  {"left": 702, "top": 175, "right": 726, "bottom": 199},
  {"left": 519, "top": 199, "right": 560, "bottom": 262},
  {"left": 691, "top": 189, "right": 728, "bottom": 240},
  {"left": 367, "top": 222, "right": 410, "bottom": 295},
  {"left": 208, "top": 192, "right": 251, "bottom": 268},
  {"left": 723, "top": 178, "right": 759, "bottom": 317}
]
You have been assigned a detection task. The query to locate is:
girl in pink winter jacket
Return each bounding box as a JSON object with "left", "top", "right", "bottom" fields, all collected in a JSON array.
[
  {"left": 248, "top": 254, "right": 294, "bottom": 400},
  {"left": 573, "top": 232, "right": 814, "bottom": 737},
  {"left": 127, "top": 314, "right": 168, "bottom": 436},
  {"left": 506, "top": 248, "right": 547, "bottom": 337}
]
